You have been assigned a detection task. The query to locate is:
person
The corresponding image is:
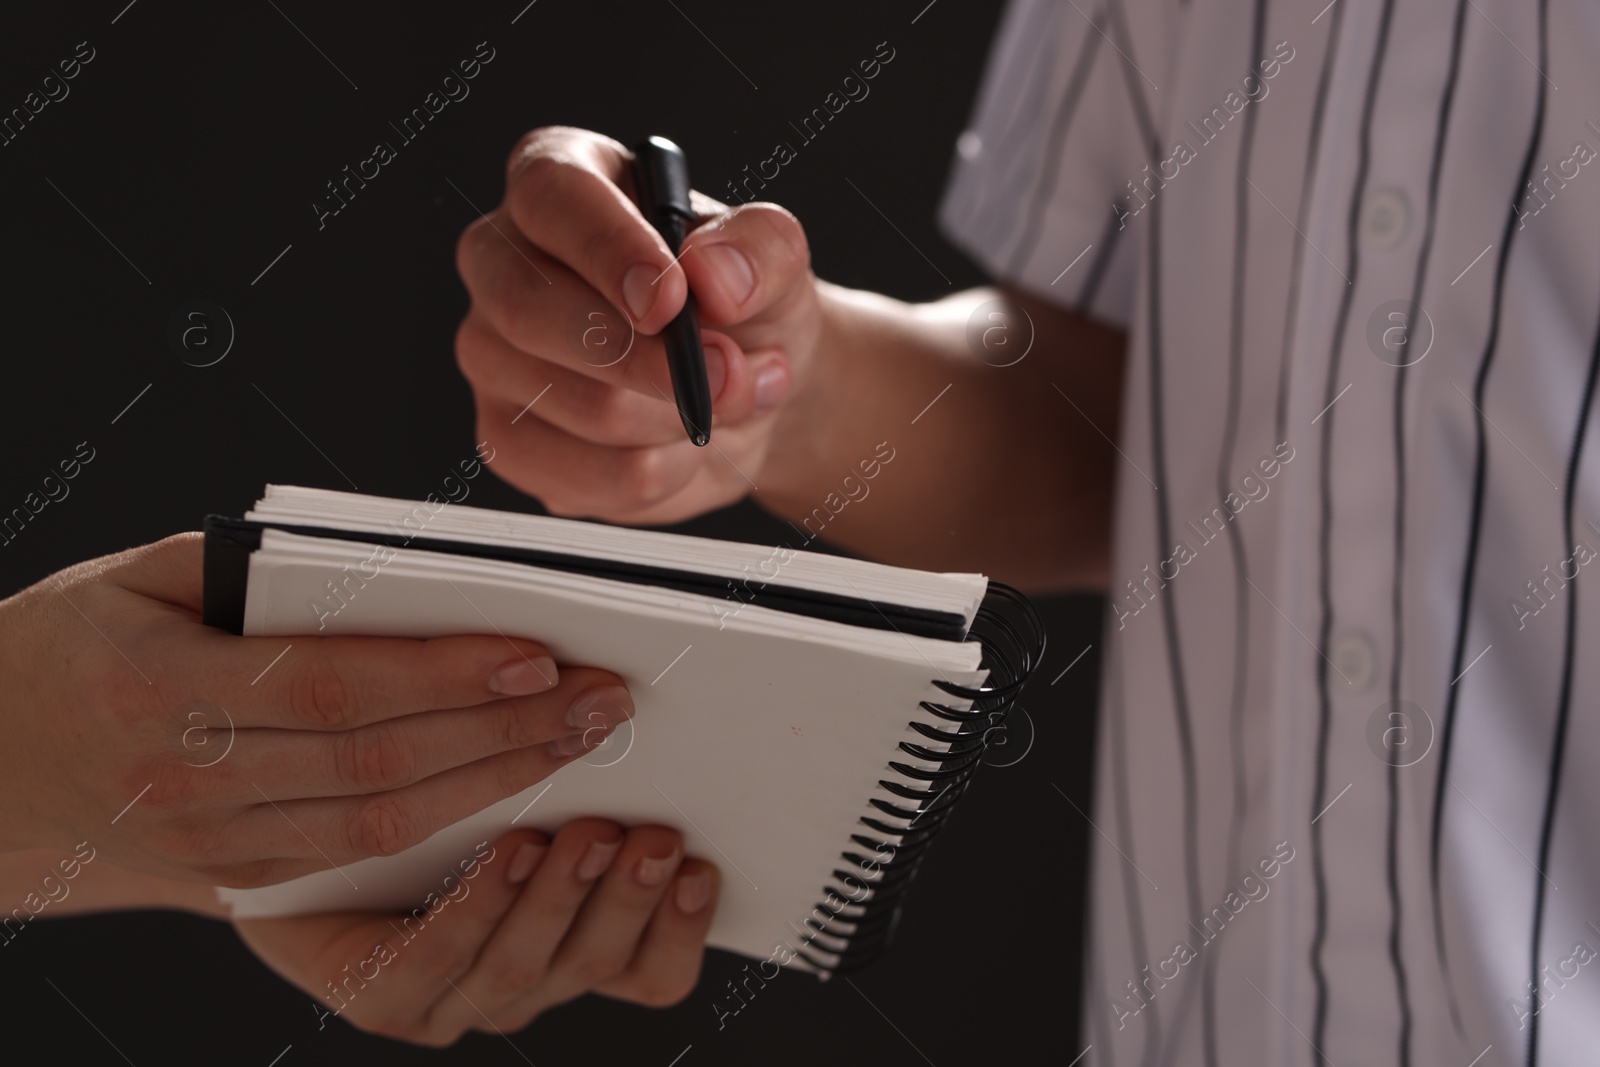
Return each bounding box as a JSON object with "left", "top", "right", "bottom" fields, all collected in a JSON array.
[
  {"left": 452, "top": 1, "right": 1600, "bottom": 1065},
  {"left": 0, "top": 536, "right": 718, "bottom": 1042}
]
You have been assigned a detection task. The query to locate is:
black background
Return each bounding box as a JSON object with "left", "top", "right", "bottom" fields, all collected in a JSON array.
[{"left": 0, "top": 2, "right": 1102, "bottom": 1064}]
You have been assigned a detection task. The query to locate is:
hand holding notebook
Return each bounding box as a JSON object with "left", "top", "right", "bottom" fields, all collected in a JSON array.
[{"left": 205, "top": 486, "right": 1042, "bottom": 976}]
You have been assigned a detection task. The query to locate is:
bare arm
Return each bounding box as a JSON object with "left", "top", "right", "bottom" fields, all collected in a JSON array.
[{"left": 756, "top": 283, "right": 1125, "bottom": 593}]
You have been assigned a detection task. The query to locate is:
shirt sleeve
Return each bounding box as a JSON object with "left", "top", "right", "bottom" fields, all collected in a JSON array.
[{"left": 938, "top": 0, "right": 1167, "bottom": 329}]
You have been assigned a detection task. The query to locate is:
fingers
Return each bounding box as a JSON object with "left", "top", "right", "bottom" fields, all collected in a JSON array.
[
  {"left": 210, "top": 630, "right": 559, "bottom": 731},
  {"left": 240, "top": 729, "right": 618, "bottom": 865},
  {"left": 440, "top": 818, "right": 628, "bottom": 1028},
  {"left": 501, "top": 128, "right": 689, "bottom": 335},
  {"left": 539, "top": 824, "right": 687, "bottom": 1000},
  {"left": 239, "top": 671, "right": 633, "bottom": 801},
  {"left": 593, "top": 859, "right": 720, "bottom": 1008},
  {"left": 471, "top": 388, "right": 706, "bottom": 517},
  {"left": 456, "top": 214, "right": 682, "bottom": 402},
  {"left": 235, "top": 830, "right": 545, "bottom": 1047},
  {"left": 459, "top": 309, "right": 765, "bottom": 448}
]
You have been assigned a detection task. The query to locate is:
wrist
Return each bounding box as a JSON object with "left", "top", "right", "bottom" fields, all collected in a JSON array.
[{"left": 755, "top": 281, "right": 893, "bottom": 508}]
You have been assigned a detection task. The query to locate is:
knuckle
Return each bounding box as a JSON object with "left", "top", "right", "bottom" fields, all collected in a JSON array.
[
  {"left": 348, "top": 794, "right": 419, "bottom": 858},
  {"left": 499, "top": 702, "right": 543, "bottom": 750},
  {"left": 487, "top": 961, "right": 548, "bottom": 992},
  {"left": 507, "top": 126, "right": 572, "bottom": 178},
  {"left": 455, "top": 215, "right": 492, "bottom": 283},
  {"left": 286, "top": 658, "right": 357, "bottom": 728},
  {"left": 748, "top": 204, "right": 812, "bottom": 285},
  {"left": 333, "top": 723, "right": 415, "bottom": 793},
  {"left": 581, "top": 386, "right": 645, "bottom": 444},
  {"left": 421, "top": 940, "right": 477, "bottom": 984},
  {"left": 614, "top": 446, "right": 675, "bottom": 506},
  {"left": 512, "top": 149, "right": 578, "bottom": 205},
  {"left": 454, "top": 317, "right": 488, "bottom": 381},
  {"left": 567, "top": 953, "right": 629, "bottom": 990}
]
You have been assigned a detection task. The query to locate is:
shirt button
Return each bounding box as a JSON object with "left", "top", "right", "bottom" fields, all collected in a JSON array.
[
  {"left": 1331, "top": 631, "right": 1378, "bottom": 691},
  {"left": 1361, "top": 187, "right": 1411, "bottom": 249}
]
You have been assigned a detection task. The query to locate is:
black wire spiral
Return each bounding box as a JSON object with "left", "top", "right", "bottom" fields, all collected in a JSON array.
[{"left": 794, "top": 581, "right": 1046, "bottom": 976}]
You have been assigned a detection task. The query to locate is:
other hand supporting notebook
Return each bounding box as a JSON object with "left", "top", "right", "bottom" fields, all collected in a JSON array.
[{"left": 203, "top": 485, "right": 1043, "bottom": 977}]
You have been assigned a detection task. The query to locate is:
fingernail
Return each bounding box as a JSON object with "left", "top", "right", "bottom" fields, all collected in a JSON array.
[
  {"left": 675, "top": 867, "right": 713, "bottom": 914},
  {"left": 506, "top": 841, "right": 547, "bottom": 884},
  {"left": 635, "top": 845, "right": 682, "bottom": 888},
  {"left": 700, "top": 243, "right": 755, "bottom": 305},
  {"left": 576, "top": 838, "right": 622, "bottom": 882},
  {"left": 548, "top": 730, "right": 602, "bottom": 758},
  {"left": 489, "top": 656, "right": 558, "bottom": 696},
  {"left": 704, "top": 341, "right": 729, "bottom": 402},
  {"left": 565, "top": 685, "right": 633, "bottom": 730},
  {"left": 753, "top": 362, "right": 790, "bottom": 412},
  {"left": 623, "top": 263, "right": 661, "bottom": 322}
]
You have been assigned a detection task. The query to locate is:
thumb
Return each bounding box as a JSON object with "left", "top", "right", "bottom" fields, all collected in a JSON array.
[{"left": 679, "top": 202, "right": 813, "bottom": 331}]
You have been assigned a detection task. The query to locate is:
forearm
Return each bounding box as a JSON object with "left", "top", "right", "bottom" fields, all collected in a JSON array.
[
  {"left": 755, "top": 283, "right": 1125, "bottom": 593},
  {"left": 0, "top": 846, "right": 227, "bottom": 934}
]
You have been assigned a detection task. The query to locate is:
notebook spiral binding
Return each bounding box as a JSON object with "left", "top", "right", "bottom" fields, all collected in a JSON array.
[{"left": 794, "top": 581, "right": 1046, "bottom": 977}]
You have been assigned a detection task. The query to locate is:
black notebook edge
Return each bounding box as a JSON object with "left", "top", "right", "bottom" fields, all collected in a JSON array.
[
  {"left": 794, "top": 581, "right": 1045, "bottom": 979},
  {"left": 201, "top": 515, "right": 971, "bottom": 642},
  {"left": 202, "top": 513, "right": 1045, "bottom": 980}
]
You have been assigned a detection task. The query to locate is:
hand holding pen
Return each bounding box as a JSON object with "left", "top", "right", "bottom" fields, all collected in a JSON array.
[{"left": 454, "top": 128, "right": 818, "bottom": 524}]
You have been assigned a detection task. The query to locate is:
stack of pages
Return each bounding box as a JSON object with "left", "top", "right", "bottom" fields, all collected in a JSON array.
[{"left": 204, "top": 485, "right": 1036, "bottom": 975}]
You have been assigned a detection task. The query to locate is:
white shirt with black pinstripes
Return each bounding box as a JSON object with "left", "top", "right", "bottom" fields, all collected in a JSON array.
[{"left": 939, "top": 1, "right": 1600, "bottom": 1065}]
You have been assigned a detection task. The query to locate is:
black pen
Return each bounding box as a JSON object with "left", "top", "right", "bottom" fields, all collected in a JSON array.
[{"left": 632, "top": 136, "right": 713, "bottom": 447}]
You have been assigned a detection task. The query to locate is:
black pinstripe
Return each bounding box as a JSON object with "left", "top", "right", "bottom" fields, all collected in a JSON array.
[
  {"left": 1527, "top": 263, "right": 1600, "bottom": 1067},
  {"left": 1108, "top": 633, "right": 1163, "bottom": 1067},
  {"left": 1428, "top": 8, "right": 1551, "bottom": 1059},
  {"left": 1103, "top": 11, "right": 1187, "bottom": 1064},
  {"left": 1127, "top": 88, "right": 1204, "bottom": 1067},
  {"left": 1076, "top": 204, "right": 1127, "bottom": 316},
  {"left": 1394, "top": 0, "right": 1474, "bottom": 1045},
  {"left": 973, "top": 4, "right": 1075, "bottom": 258},
  {"left": 1105, "top": 0, "right": 1160, "bottom": 153},
  {"left": 1527, "top": 23, "right": 1587, "bottom": 1067},
  {"left": 1273, "top": 3, "right": 1345, "bottom": 449},
  {"left": 1309, "top": 0, "right": 1401, "bottom": 1052},
  {"left": 1006, "top": 8, "right": 1103, "bottom": 277},
  {"left": 1377, "top": 0, "right": 1477, "bottom": 1058},
  {"left": 1205, "top": 0, "right": 1269, "bottom": 1064}
]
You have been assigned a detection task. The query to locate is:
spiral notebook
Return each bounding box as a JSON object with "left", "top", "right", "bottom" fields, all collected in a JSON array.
[{"left": 202, "top": 485, "right": 1042, "bottom": 976}]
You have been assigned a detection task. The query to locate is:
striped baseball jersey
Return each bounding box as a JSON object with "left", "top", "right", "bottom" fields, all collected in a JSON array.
[{"left": 939, "top": 1, "right": 1600, "bottom": 1064}]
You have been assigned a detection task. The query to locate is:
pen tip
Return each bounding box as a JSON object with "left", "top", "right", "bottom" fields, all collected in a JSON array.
[{"left": 692, "top": 432, "right": 710, "bottom": 447}]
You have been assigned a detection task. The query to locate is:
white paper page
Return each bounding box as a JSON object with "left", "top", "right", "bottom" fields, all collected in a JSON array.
[
  {"left": 248, "top": 485, "right": 990, "bottom": 626},
  {"left": 220, "top": 532, "right": 987, "bottom": 969}
]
